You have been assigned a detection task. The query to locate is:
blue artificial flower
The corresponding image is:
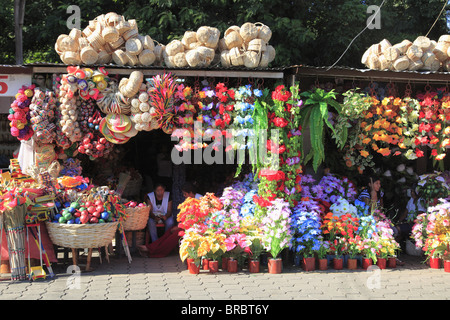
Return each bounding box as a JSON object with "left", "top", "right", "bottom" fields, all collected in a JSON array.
[{"left": 253, "top": 89, "right": 263, "bottom": 97}]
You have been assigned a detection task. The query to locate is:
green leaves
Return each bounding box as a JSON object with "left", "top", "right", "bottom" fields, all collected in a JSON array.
[{"left": 300, "top": 88, "right": 341, "bottom": 172}]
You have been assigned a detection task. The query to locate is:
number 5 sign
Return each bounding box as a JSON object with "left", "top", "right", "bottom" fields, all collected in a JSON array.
[{"left": 0, "top": 74, "right": 32, "bottom": 97}]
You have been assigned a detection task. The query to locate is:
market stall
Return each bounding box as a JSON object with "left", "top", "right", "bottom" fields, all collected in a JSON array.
[{"left": 2, "top": 11, "right": 450, "bottom": 281}]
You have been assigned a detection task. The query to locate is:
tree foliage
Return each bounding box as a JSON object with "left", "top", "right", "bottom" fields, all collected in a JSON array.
[{"left": 0, "top": 0, "right": 449, "bottom": 67}]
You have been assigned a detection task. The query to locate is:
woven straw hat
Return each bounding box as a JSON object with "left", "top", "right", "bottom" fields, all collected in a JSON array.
[
  {"left": 240, "top": 22, "right": 258, "bottom": 43},
  {"left": 62, "top": 51, "right": 81, "bottom": 65},
  {"left": 247, "top": 38, "right": 266, "bottom": 52},
  {"left": 78, "top": 37, "right": 89, "bottom": 49},
  {"left": 106, "top": 12, "right": 121, "bottom": 26},
  {"left": 109, "top": 36, "right": 125, "bottom": 50},
  {"left": 116, "top": 20, "right": 131, "bottom": 35},
  {"left": 182, "top": 31, "right": 198, "bottom": 49},
  {"left": 125, "top": 38, "right": 143, "bottom": 55},
  {"left": 229, "top": 47, "right": 244, "bottom": 66},
  {"left": 243, "top": 50, "right": 260, "bottom": 68},
  {"left": 69, "top": 28, "right": 81, "bottom": 41},
  {"left": 154, "top": 44, "right": 164, "bottom": 64},
  {"left": 220, "top": 50, "right": 232, "bottom": 67},
  {"left": 122, "top": 27, "right": 138, "bottom": 41},
  {"left": 165, "top": 40, "right": 184, "bottom": 56},
  {"left": 82, "top": 26, "right": 93, "bottom": 38},
  {"left": 125, "top": 52, "right": 139, "bottom": 66},
  {"left": 140, "top": 35, "right": 155, "bottom": 51},
  {"left": 197, "top": 26, "right": 220, "bottom": 49},
  {"left": 174, "top": 52, "right": 188, "bottom": 67},
  {"left": 80, "top": 46, "right": 99, "bottom": 65},
  {"left": 59, "top": 35, "right": 79, "bottom": 52},
  {"left": 102, "top": 26, "right": 120, "bottom": 43},
  {"left": 139, "top": 49, "right": 156, "bottom": 66},
  {"left": 112, "top": 49, "right": 128, "bottom": 66},
  {"left": 97, "top": 50, "right": 112, "bottom": 64},
  {"left": 87, "top": 31, "right": 105, "bottom": 51},
  {"left": 225, "top": 30, "right": 244, "bottom": 50},
  {"left": 186, "top": 49, "right": 201, "bottom": 67},
  {"left": 256, "top": 23, "right": 272, "bottom": 43}
]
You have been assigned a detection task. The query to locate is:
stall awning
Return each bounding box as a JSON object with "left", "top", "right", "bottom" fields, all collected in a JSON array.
[
  {"left": 25, "top": 62, "right": 286, "bottom": 79},
  {"left": 287, "top": 65, "right": 450, "bottom": 84}
]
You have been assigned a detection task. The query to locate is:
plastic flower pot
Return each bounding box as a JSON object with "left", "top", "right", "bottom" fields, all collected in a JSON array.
[
  {"left": 333, "top": 258, "right": 343, "bottom": 270},
  {"left": 362, "top": 258, "right": 373, "bottom": 270},
  {"left": 209, "top": 260, "right": 219, "bottom": 273},
  {"left": 318, "top": 258, "right": 328, "bottom": 271},
  {"left": 429, "top": 257, "right": 441, "bottom": 269},
  {"left": 227, "top": 258, "right": 238, "bottom": 273},
  {"left": 303, "top": 257, "right": 316, "bottom": 271},
  {"left": 188, "top": 260, "right": 200, "bottom": 274},
  {"left": 202, "top": 258, "right": 209, "bottom": 271},
  {"left": 248, "top": 259, "right": 260, "bottom": 273},
  {"left": 387, "top": 257, "right": 397, "bottom": 268},
  {"left": 376, "top": 258, "right": 387, "bottom": 269},
  {"left": 268, "top": 258, "right": 283, "bottom": 274},
  {"left": 347, "top": 258, "right": 358, "bottom": 270},
  {"left": 444, "top": 260, "right": 450, "bottom": 273}
]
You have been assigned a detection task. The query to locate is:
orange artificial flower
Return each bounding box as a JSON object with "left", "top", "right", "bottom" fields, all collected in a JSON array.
[
  {"left": 434, "top": 123, "right": 442, "bottom": 133},
  {"left": 362, "top": 137, "right": 371, "bottom": 144},
  {"left": 377, "top": 147, "right": 391, "bottom": 156},
  {"left": 372, "top": 143, "right": 379, "bottom": 151},
  {"left": 360, "top": 150, "right": 370, "bottom": 158},
  {"left": 436, "top": 154, "right": 446, "bottom": 161}
]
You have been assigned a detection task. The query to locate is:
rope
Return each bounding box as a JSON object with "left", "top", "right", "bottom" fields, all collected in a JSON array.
[
  {"left": 326, "top": 0, "right": 387, "bottom": 71},
  {"left": 426, "top": 1, "right": 449, "bottom": 37}
]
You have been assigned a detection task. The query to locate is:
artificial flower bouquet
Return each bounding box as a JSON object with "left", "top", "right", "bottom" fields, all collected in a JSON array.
[
  {"left": 261, "top": 198, "right": 293, "bottom": 259},
  {"left": 290, "top": 204, "right": 322, "bottom": 258}
]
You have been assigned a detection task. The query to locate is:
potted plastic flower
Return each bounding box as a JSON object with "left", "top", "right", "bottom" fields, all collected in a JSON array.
[
  {"left": 203, "top": 231, "right": 227, "bottom": 273},
  {"left": 179, "top": 230, "right": 206, "bottom": 274},
  {"left": 346, "top": 236, "right": 362, "bottom": 270},
  {"left": 290, "top": 204, "right": 322, "bottom": 271},
  {"left": 316, "top": 238, "right": 330, "bottom": 270},
  {"left": 261, "top": 198, "right": 293, "bottom": 273}
]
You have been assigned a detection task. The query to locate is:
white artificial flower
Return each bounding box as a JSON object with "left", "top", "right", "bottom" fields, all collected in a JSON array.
[
  {"left": 383, "top": 170, "right": 392, "bottom": 177},
  {"left": 396, "top": 164, "right": 405, "bottom": 172}
]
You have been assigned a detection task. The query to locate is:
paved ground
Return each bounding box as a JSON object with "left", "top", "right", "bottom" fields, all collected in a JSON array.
[{"left": 0, "top": 249, "right": 448, "bottom": 304}]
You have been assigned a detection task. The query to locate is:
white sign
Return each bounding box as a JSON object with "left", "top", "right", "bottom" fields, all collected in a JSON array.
[{"left": 0, "top": 74, "right": 32, "bottom": 97}]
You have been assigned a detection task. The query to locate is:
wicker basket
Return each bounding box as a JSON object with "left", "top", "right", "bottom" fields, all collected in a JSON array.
[
  {"left": 123, "top": 206, "right": 150, "bottom": 231},
  {"left": 45, "top": 221, "right": 119, "bottom": 249}
]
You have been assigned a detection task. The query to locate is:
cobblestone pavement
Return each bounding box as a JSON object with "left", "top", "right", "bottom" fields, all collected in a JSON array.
[{"left": 0, "top": 251, "right": 448, "bottom": 302}]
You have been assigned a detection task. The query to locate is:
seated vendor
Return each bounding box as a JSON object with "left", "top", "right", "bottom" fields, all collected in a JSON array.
[
  {"left": 137, "top": 182, "right": 201, "bottom": 258},
  {"left": 146, "top": 183, "right": 173, "bottom": 243}
]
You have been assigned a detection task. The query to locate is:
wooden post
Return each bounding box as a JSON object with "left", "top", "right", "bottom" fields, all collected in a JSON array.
[
  {"left": 14, "top": 0, "right": 26, "bottom": 65},
  {"left": 86, "top": 248, "right": 93, "bottom": 272}
]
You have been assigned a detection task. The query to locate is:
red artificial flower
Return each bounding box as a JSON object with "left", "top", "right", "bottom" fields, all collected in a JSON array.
[
  {"left": 431, "top": 149, "right": 438, "bottom": 156},
  {"left": 415, "top": 148, "right": 425, "bottom": 158}
]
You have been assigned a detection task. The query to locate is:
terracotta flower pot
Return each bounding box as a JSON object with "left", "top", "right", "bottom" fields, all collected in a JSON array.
[
  {"left": 362, "top": 258, "right": 373, "bottom": 270},
  {"left": 202, "top": 258, "right": 209, "bottom": 270},
  {"left": 318, "top": 258, "right": 328, "bottom": 271},
  {"left": 248, "top": 259, "right": 260, "bottom": 273},
  {"left": 227, "top": 258, "right": 238, "bottom": 273},
  {"left": 429, "top": 257, "right": 441, "bottom": 269},
  {"left": 268, "top": 258, "right": 282, "bottom": 274},
  {"left": 387, "top": 257, "right": 397, "bottom": 268},
  {"left": 209, "top": 260, "right": 219, "bottom": 273},
  {"left": 222, "top": 257, "right": 229, "bottom": 270},
  {"left": 444, "top": 260, "right": 450, "bottom": 273},
  {"left": 347, "top": 258, "right": 358, "bottom": 270},
  {"left": 303, "top": 257, "right": 316, "bottom": 271},
  {"left": 186, "top": 258, "right": 194, "bottom": 270},
  {"left": 376, "top": 258, "right": 387, "bottom": 269},
  {"left": 188, "top": 260, "right": 200, "bottom": 274},
  {"left": 333, "top": 258, "right": 343, "bottom": 270}
]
